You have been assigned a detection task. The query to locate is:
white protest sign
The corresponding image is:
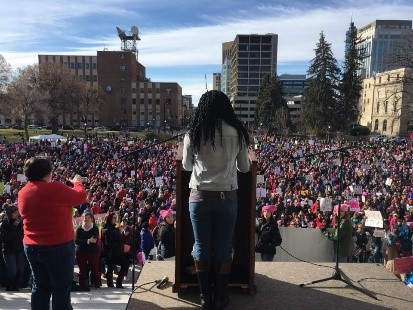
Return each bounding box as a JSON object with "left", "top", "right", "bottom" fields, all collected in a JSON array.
[
  {"left": 364, "top": 210, "right": 383, "bottom": 228},
  {"left": 385, "top": 178, "right": 393, "bottom": 186},
  {"left": 155, "top": 177, "right": 163, "bottom": 187},
  {"left": 131, "top": 170, "right": 135, "bottom": 176},
  {"left": 256, "top": 188, "right": 266, "bottom": 198},
  {"left": 289, "top": 163, "right": 294, "bottom": 171},
  {"left": 256, "top": 175, "right": 264, "bottom": 185},
  {"left": 273, "top": 167, "right": 281, "bottom": 174},
  {"left": 4, "top": 184, "right": 11, "bottom": 194},
  {"left": 276, "top": 187, "right": 283, "bottom": 195},
  {"left": 319, "top": 198, "right": 332, "bottom": 212},
  {"left": 351, "top": 185, "right": 363, "bottom": 195},
  {"left": 17, "top": 174, "right": 27, "bottom": 183},
  {"left": 115, "top": 172, "right": 122, "bottom": 178},
  {"left": 305, "top": 175, "right": 313, "bottom": 182}
]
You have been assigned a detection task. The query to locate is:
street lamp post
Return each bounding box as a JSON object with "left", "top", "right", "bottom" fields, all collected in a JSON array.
[
  {"left": 327, "top": 125, "right": 331, "bottom": 141},
  {"left": 84, "top": 122, "right": 87, "bottom": 137}
]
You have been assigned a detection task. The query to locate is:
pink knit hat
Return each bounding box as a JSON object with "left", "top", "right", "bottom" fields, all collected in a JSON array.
[
  {"left": 262, "top": 205, "right": 277, "bottom": 214},
  {"left": 333, "top": 203, "right": 349, "bottom": 213},
  {"left": 160, "top": 208, "right": 173, "bottom": 219}
]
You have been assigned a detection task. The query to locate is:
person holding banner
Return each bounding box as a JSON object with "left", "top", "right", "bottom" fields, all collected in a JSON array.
[
  {"left": 321, "top": 204, "right": 353, "bottom": 263},
  {"left": 182, "top": 90, "right": 250, "bottom": 310}
]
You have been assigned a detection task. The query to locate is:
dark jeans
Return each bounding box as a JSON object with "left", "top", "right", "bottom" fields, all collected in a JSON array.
[
  {"left": 24, "top": 241, "right": 75, "bottom": 310},
  {"left": 3, "top": 252, "right": 25, "bottom": 285},
  {"left": 189, "top": 199, "right": 237, "bottom": 263},
  {"left": 260, "top": 253, "right": 275, "bottom": 262}
]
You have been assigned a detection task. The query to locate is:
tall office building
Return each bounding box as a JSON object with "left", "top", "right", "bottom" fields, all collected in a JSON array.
[
  {"left": 357, "top": 20, "right": 413, "bottom": 78},
  {"left": 345, "top": 20, "right": 357, "bottom": 56},
  {"left": 220, "top": 41, "right": 232, "bottom": 95},
  {"left": 212, "top": 73, "right": 221, "bottom": 91},
  {"left": 226, "top": 34, "right": 278, "bottom": 124}
]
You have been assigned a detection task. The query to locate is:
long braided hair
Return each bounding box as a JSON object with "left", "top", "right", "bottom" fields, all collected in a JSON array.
[{"left": 189, "top": 90, "right": 249, "bottom": 154}]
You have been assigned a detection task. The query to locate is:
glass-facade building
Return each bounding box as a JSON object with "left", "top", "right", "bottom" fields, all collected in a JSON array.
[{"left": 357, "top": 20, "right": 413, "bottom": 78}]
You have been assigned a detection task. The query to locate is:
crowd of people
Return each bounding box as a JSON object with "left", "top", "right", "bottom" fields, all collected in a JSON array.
[{"left": 0, "top": 130, "right": 412, "bottom": 300}]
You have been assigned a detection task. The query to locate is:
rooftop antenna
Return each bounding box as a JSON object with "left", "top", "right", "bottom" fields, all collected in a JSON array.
[
  {"left": 116, "top": 26, "right": 141, "bottom": 56},
  {"left": 205, "top": 74, "right": 208, "bottom": 91}
]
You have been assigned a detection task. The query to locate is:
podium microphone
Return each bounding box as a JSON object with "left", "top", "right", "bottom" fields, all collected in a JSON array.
[{"left": 156, "top": 276, "right": 169, "bottom": 288}]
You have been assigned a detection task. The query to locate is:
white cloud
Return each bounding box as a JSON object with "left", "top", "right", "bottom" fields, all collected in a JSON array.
[{"left": 1, "top": 1, "right": 413, "bottom": 103}]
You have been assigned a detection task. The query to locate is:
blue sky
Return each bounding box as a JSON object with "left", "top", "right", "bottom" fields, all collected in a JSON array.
[{"left": 1, "top": 0, "right": 413, "bottom": 104}]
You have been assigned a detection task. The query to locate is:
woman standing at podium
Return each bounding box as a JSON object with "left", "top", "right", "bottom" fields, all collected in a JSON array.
[{"left": 183, "top": 90, "right": 250, "bottom": 310}]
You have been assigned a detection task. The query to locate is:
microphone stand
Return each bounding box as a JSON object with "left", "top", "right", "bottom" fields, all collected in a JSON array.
[
  {"left": 119, "top": 133, "right": 185, "bottom": 291},
  {"left": 295, "top": 145, "right": 377, "bottom": 299}
]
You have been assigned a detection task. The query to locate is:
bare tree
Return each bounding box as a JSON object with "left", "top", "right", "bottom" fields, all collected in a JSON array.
[
  {"left": 37, "top": 62, "right": 84, "bottom": 133},
  {"left": 75, "top": 84, "right": 106, "bottom": 130},
  {"left": 4, "top": 65, "right": 44, "bottom": 140},
  {"left": 0, "top": 54, "right": 12, "bottom": 106}
]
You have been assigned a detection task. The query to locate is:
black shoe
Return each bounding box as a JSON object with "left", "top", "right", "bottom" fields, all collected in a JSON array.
[{"left": 115, "top": 284, "right": 124, "bottom": 289}]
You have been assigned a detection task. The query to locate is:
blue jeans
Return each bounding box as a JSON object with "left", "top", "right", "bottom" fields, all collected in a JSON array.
[
  {"left": 3, "top": 252, "right": 25, "bottom": 285},
  {"left": 260, "top": 253, "right": 275, "bottom": 262},
  {"left": 189, "top": 199, "right": 237, "bottom": 263},
  {"left": 24, "top": 241, "right": 75, "bottom": 310}
]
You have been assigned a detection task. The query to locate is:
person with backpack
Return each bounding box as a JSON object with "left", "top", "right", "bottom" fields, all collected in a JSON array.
[
  {"left": 255, "top": 204, "right": 282, "bottom": 261},
  {"left": 155, "top": 208, "right": 175, "bottom": 260}
]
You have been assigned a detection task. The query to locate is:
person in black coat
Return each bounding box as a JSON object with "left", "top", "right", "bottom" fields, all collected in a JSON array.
[
  {"left": 0, "top": 204, "right": 24, "bottom": 291},
  {"left": 101, "top": 212, "right": 130, "bottom": 288},
  {"left": 255, "top": 204, "right": 282, "bottom": 262},
  {"left": 157, "top": 208, "right": 175, "bottom": 260}
]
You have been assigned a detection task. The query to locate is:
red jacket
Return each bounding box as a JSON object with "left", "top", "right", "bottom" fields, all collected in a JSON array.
[{"left": 18, "top": 181, "right": 87, "bottom": 246}]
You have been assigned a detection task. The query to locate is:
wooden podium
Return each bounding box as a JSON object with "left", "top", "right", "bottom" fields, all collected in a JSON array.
[{"left": 173, "top": 144, "right": 257, "bottom": 295}]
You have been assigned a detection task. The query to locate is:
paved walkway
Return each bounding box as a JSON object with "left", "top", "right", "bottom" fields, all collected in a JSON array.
[{"left": 0, "top": 266, "right": 141, "bottom": 310}]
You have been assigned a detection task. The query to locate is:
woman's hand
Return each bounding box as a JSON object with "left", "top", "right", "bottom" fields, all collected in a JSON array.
[{"left": 69, "top": 174, "right": 85, "bottom": 184}]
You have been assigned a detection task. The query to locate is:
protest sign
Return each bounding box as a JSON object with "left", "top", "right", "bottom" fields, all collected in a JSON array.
[
  {"left": 256, "top": 175, "right": 264, "bottom": 185},
  {"left": 256, "top": 188, "right": 266, "bottom": 198},
  {"left": 319, "top": 198, "right": 332, "bottom": 212},
  {"left": 364, "top": 210, "right": 383, "bottom": 228}
]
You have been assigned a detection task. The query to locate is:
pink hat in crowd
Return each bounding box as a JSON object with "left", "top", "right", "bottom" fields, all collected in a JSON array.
[
  {"left": 160, "top": 208, "right": 173, "bottom": 219},
  {"left": 262, "top": 205, "right": 277, "bottom": 214},
  {"left": 333, "top": 203, "right": 349, "bottom": 213}
]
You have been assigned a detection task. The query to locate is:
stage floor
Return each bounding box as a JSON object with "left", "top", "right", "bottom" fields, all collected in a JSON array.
[{"left": 128, "top": 261, "right": 413, "bottom": 310}]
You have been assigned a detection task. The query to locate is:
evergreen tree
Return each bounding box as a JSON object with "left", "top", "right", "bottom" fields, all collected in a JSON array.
[
  {"left": 339, "top": 25, "right": 367, "bottom": 133},
  {"left": 302, "top": 32, "right": 341, "bottom": 135},
  {"left": 255, "top": 74, "right": 291, "bottom": 133}
]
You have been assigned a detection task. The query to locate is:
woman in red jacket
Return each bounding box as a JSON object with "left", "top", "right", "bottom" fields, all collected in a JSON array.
[{"left": 18, "top": 157, "right": 88, "bottom": 310}]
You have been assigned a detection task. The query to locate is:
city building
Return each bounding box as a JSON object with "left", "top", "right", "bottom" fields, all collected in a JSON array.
[
  {"left": 357, "top": 20, "right": 413, "bottom": 78},
  {"left": 359, "top": 67, "right": 413, "bottom": 136},
  {"left": 212, "top": 73, "right": 221, "bottom": 91},
  {"left": 220, "top": 41, "right": 232, "bottom": 95},
  {"left": 278, "top": 74, "right": 308, "bottom": 127},
  {"left": 37, "top": 27, "right": 186, "bottom": 129},
  {"left": 226, "top": 34, "right": 278, "bottom": 125}
]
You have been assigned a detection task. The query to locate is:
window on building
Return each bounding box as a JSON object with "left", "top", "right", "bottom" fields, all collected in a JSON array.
[
  {"left": 376, "top": 103, "right": 380, "bottom": 113},
  {"left": 140, "top": 99, "right": 145, "bottom": 104},
  {"left": 93, "top": 63, "right": 97, "bottom": 69},
  {"left": 121, "top": 98, "right": 126, "bottom": 105},
  {"left": 120, "top": 53, "right": 124, "bottom": 58},
  {"left": 132, "top": 99, "right": 136, "bottom": 105},
  {"left": 384, "top": 101, "right": 388, "bottom": 113},
  {"left": 374, "top": 119, "right": 379, "bottom": 131},
  {"left": 120, "top": 65, "right": 126, "bottom": 72},
  {"left": 70, "top": 63, "right": 75, "bottom": 69},
  {"left": 156, "top": 99, "right": 160, "bottom": 105},
  {"left": 78, "top": 63, "right": 82, "bottom": 69},
  {"left": 393, "top": 100, "right": 398, "bottom": 113},
  {"left": 148, "top": 99, "right": 152, "bottom": 105},
  {"left": 85, "top": 75, "right": 90, "bottom": 82},
  {"left": 382, "top": 120, "right": 387, "bottom": 132},
  {"left": 85, "top": 63, "right": 90, "bottom": 69},
  {"left": 93, "top": 75, "right": 97, "bottom": 82},
  {"left": 132, "top": 88, "right": 136, "bottom": 93}
]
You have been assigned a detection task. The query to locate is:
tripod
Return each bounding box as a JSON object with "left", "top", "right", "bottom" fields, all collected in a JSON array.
[
  {"left": 298, "top": 147, "right": 377, "bottom": 300},
  {"left": 120, "top": 132, "right": 184, "bottom": 291}
]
